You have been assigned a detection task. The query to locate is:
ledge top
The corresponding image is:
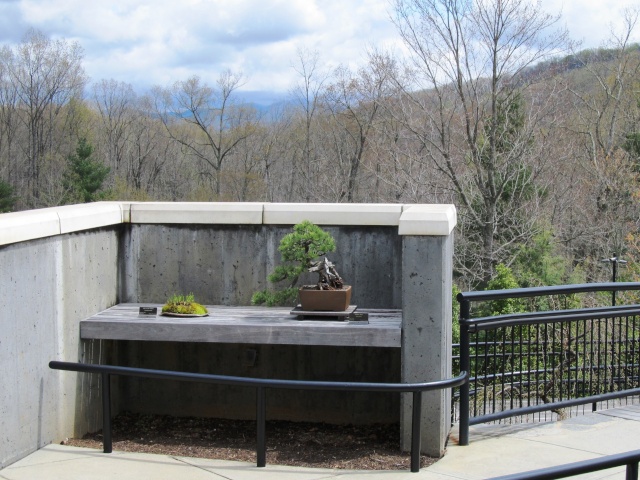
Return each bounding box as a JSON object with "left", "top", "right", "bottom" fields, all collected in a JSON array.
[
  {"left": 262, "top": 203, "right": 403, "bottom": 226},
  {"left": 0, "top": 202, "right": 457, "bottom": 245},
  {"left": 398, "top": 204, "right": 457, "bottom": 235},
  {"left": 0, "top": 202, "right": 124, "bottom": 246}
]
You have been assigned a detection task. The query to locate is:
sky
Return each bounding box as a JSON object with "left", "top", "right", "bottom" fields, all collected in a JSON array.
[{"left": 0, "top": 0, "right": 638, "bottom": 105}]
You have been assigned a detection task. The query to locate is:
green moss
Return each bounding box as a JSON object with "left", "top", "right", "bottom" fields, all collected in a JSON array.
[{"left": 162, "top": 293, "right": 208, "bottom": 315}]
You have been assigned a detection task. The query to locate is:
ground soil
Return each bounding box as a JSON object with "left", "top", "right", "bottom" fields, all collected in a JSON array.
[{"left": 67, "top": 412, "right": 439, "bottom": 471}]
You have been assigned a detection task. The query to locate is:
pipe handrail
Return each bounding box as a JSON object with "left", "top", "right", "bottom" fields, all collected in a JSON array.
[
  {"left": 49, "top": 360, "right": 466, "bottom": 392},
  {"left": 462, "top": 305, "right": 640, "bottom": 331},
  {"left": 457, "top": 282, "right": 640, "bottom": 302},
  {"left": 49, "top": 360, "right": 467, "bottom": 473},
  {"left": 488, "top": 449, "right": 640, "bottom": 480}
]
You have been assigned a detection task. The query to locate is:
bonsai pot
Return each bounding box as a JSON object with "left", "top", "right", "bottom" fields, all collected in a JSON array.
[{"left": 298, "top": 285, "right": 352, "bottom": 312}]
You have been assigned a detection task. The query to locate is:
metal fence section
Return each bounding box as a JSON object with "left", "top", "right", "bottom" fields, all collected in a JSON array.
[
  {"left": 456, "top": 282, "right": 640, "bottom": 445},
  {"left": 49, "top": 361, "right": 467, "bottom": 473}
]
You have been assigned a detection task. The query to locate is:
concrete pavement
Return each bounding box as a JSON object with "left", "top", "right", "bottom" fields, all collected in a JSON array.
[{"left": 1, "top": 404, "right": 639, "bottom": 480}]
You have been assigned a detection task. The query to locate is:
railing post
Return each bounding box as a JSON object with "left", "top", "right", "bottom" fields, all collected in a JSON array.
[
  {"left": 256, "top": 386, "right": 266, "bottom": 468},
  {"left": 459, "top": 298, "right": 470, "bottom": 446},
  {"left": 627, "top": 460, "right": 639, "bottom": 480},
  {"left": 410, "top": 390, "right": 422, "bottom": 473},
  {"left": 101, "top": 372, "right": 112, "bottom": 453}
]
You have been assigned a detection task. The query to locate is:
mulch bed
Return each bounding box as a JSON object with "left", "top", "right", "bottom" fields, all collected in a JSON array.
[{"left": 67, "top": 412, "right": 439, "bottom": 471}]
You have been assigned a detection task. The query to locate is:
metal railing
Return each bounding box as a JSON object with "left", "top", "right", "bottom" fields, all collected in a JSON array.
[
  {"left": 457, "top": 282, "right": 640, "bottom": 445},
  {"left": 488, "top": 449, "right": 640, "bottom": 480},
  {"left": 49, "top": 360, "right": 467, "bottom": 473}
]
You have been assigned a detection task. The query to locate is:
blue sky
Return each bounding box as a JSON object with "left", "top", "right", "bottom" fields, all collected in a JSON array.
[{"left": 0, "top": 0, "right": 638, "bottom": 105}]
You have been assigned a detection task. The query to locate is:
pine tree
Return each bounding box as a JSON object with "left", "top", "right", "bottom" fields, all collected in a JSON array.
[
  {"left": 63, "top": 138, "right": 110, "bottom": 203},
  {"left": 0, "top": 179, "right": 17, "bottom": 213}
]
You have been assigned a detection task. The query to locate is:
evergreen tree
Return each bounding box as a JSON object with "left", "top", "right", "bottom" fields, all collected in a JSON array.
[
  {"left": 0, "top": 179, "right": 17, "bottom": 213},
  {"left": 63, "top": 138, "right": 110, "bottom": 203}
]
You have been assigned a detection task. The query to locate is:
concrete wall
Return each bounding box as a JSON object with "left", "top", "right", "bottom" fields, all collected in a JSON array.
[
  {"left": 115, "top": 218, "right": 404, "bottom": 430},
  {"left": 0, "top": 201, "right": 456, "bottom": 465},
  {"left": 119, "top": 224, "right": 402, "bottom": 307},
  {"left": 0, "top": 229, "right": 119, "bottom": 468},
  {"left": 115, "top": 342, "right": 400, "bottom": 424}
]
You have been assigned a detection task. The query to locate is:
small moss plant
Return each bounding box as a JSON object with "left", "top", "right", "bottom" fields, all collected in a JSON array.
[
  {"left": 162, "top": 293, "right": 208, "bottom": 315},
  {"left": 252, "top": 220, "right": 342, "bottom": 306}
]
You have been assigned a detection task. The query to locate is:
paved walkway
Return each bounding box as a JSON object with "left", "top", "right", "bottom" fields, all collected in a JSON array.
[{"left": 1, "top": 405, "right": 639, "bottom": 480}]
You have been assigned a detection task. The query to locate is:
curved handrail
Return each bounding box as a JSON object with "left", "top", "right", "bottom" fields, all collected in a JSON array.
[
  {"left": 49, "top": 360, "right": 467, "bottom": 392},
  {"left": 49, "top": 361, "right": 467, "bottom": 473}
]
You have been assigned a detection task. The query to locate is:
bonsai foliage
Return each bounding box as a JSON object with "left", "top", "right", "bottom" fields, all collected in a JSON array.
[
  {"left": 162, "top": 293, "right": 208, "bottom": 315},
  {"left": 252, "top": 220, "right": 340, "bottom": 306}
]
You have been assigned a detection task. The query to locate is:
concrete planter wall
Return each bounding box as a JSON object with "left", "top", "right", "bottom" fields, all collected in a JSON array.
[
  {"left": 0, "top": 201, "right": 456, "bottom": 466},
  {"left": 119, "top": 224, "right": 402, "bottom": 307},
  {"left": 0, "top": 228, "right": 120, "bottom": 468}
]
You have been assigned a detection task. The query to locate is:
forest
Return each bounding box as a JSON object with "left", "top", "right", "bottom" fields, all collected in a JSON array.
[{"left": 1, "top": 0, "right": 639, "bottom": 294}]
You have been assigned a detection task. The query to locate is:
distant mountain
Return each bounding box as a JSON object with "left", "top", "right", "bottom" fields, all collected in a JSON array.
[
  {"left": 521, "top": 43, "right": 640, "bottom": 79},
  {"left": 237, "top": 90, "right": 289, "bottom": 108}
]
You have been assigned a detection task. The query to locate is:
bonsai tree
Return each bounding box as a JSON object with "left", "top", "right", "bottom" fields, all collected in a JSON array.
[
  {"left": 162, "top": 293, "right": 208, "bottom": 315},
  {"left": 252, "top": 220, "right": 345, "bottom": 306}
]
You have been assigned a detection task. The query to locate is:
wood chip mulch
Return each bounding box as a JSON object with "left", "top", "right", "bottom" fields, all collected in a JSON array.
[{"left": 66, "top": 412, "right": 440, "bottom": 471}]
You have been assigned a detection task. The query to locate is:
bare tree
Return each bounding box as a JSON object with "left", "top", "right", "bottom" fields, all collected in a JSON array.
[
  {"left": 289, "top": 47, "right": 330, "bottom": 201},
  {"left": 260, "top": 105, "right": 296, "bottom": 202},
  {"left": 126, "top": 95, "right": 174, "bottom": 194},
  {"left": 320, "top": 50, "right": 399, "bottom": 202},
  {"left": 230, "top": 105, "right": 297, "bottom": 202},
  {"left": 154, "top": 71, "right": 254, "bottom": 198},
  {"left": 558, "top": 8, "right": 640, "bottom": 271},
  {"left": 92, "top": 79, "right": 137, "bottom": 175},
  {"left": 0, "top": 47, "right": 20, "bottom": 187},
  {"left": 392, "top": 0, "right": 570, "bottom": 284},
  {"left": 567, "top": 9, "right": 640, "bottom": 166},
  {"left": 3, "top": 29, "right": 86, "bottom": 206}
]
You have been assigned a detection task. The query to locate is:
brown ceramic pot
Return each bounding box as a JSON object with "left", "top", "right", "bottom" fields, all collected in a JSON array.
[{"left": 298, "top": 285, "right": 352, "bottom": 311}]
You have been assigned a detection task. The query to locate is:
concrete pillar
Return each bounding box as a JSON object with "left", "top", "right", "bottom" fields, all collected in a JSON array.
[{"left": 399, "top": 205, "right": 456, "bottom": 457}]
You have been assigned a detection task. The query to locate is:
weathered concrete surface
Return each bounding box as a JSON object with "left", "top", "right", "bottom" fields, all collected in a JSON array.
[
  {"left": 400, "top": 234, "right": 453, "bottom": 457},
  {"left": 0, "top": 229, "right": 119, "bottom": 468},
  {"left": 119, "top": 225, "right": 402, "bottom": 308},
  {"left": 114, "top": 342, "right": 400, "bottom": 424},
  {"left": 1, "top": 202, "right": 456, "bottom": 468}
]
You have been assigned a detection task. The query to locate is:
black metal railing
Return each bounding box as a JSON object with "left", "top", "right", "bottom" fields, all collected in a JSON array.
[
  {"left": 488, "top": 449, "right": 640, "bottom": 480},
  {"left": 49, "top": 360, "right": 467, "bottom": 473},
  {"left": 456, "top": 282, "right": 640, "bottom": 446}
]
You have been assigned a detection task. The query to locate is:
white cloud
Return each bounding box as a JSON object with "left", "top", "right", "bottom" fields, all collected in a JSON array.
[
  {"left": 17, "top": 0, "right": 332, "bottom": 92},
  {"left": 541, "top": 0, "right": 640, "bottom": 49},
  {"left": 0, "top": 0, "right": 638, "bottom": 102}
]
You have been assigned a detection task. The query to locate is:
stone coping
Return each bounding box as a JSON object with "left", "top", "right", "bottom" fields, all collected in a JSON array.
[
  {"left": 0, "top": 202, "right": 456, "bottom": 246},
  {"left": 0, "top": 202, "right": 124, "bottom": 246}
]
